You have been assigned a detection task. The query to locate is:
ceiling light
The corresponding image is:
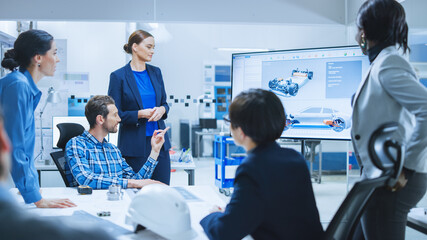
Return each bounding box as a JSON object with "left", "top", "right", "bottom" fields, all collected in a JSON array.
[
  {"left": 148, "top": 23, "right": 158, "bottom": 29},
  {"left": 216, "top": 48, "right": 270, "bottom": 52}
]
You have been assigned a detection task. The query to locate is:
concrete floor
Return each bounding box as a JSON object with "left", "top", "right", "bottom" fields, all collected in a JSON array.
[{"left": 171, "top": 158, "right": 427, "bottom": 239}]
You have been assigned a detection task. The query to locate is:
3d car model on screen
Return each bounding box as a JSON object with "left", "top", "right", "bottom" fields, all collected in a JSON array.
[
  {"left": 269, "top": 69, "right": 314, "bottom": 97},
  {"left": 286, "top": 107, "right": 351, "bottom": 132}
]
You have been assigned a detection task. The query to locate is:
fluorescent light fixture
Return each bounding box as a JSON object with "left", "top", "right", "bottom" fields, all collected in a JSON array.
[
  {"left": 216, "top": 47, "right": 270, "bottom": 52},
  {"left": 396, "top": 0, "right": 405, "bottom": 2},
  {"left": 148, "top": 23, "right": 158, "bottom": 29}
]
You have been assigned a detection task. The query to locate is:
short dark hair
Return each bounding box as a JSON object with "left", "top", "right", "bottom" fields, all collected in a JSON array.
[
  {"left": 1, "top": 29, "right": 54, "bottom": 71},
  {"left": 85, "top": 95, "right": 115, "bottom": 129},
  {"left": 228, "top": 89, "right": 286, "bottom": 144},
  {"left": 357, "top": 0, "right": 409, "bottom": 53},
  {"left": 123, "top": 30, "right": 153, "bottom": 54}
]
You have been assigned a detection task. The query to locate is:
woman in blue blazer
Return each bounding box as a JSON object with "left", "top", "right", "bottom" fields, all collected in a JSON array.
[{"left": 108, "top": 30, "right": 171, "bottom": 184}]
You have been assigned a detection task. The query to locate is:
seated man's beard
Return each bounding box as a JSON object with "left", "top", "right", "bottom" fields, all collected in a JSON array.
[{"left": 102, "top": 123, "right": 117, "bottom": 134}]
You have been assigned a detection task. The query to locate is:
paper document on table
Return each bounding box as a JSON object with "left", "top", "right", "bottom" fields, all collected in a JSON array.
[
  {"left": 410, "top": 207, "right": 427, "bottom": 215},
  {"left": 173, "top": 187, "right": 202, "bottom": 202},
  {"left": 40, "top": 210, "right": 132, "bottom": 237},
  {"left": 126, "top": 188, "right": 139, "bottom": 199},
  {"left": 30, "top": 208, "right": 75, "bottom": 216},
  {"left": 127, "top": 187, "right": 201, "bottom": 202}
]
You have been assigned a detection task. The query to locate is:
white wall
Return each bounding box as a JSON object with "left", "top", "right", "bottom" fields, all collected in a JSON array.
[
  {"left": 0, "top": 22, "right": 128, "bottom": 162},
  {"left": 1, "top": 20, "right": 349, "bottom": 149},
  {"left": 0, "top": 21, "right": 128, "bottom": 95},
  {"left": 0, "top": 20, "right": 353, "bottom": 189},
  {"left": 0, "top": 21, "right": 18, "bottom": 38},
  {"left": 0, "top": 0, "right": 345, "bottom": 25},
  {"left": 0, "top": 0, "right": 425, "bottom": 185},
  {"left": 147, "top": 23, "right": 348, "bottom": 146},
  {"left": 346, "top": 0, "right": 427, "bottom": 30},
  {"left": 1, "top": 0, "right": 426, "bottom": 151},
  {"left": 36, "top": 21, "right": 127, "bottom": 94}
]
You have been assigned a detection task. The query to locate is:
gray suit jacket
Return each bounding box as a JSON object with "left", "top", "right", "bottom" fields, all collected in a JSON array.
[{"left": 351, "top": 46, "right": 427, "bottom": 178}]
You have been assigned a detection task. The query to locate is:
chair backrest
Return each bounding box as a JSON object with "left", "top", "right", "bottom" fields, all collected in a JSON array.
[
  {"left": 324, "top": 176, "right": 388, "bottom": 240},
  {"left": 368, "top": 122, "right": 404, "bottom": 187},
  {"left": 324, "top": 122, "right": 404, "bottom": 240},
  {"left": 56, "top": 123, "right": 85, "bottom": 150},
  {"left": 50, "top": 122, "right": 84, "bottom": 187},
  {"left": 50, "top": 150, "right": 71, "bottom": 187}
]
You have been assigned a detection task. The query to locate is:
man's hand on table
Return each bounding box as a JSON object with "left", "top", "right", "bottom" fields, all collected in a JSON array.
[{"left": 128, "top": 179, "right": 166, "bottom": 188}]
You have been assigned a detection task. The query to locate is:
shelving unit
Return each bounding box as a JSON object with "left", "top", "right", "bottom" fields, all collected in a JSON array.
[{"left": 213, "top": 135, "right": 245, "bottom": 196}]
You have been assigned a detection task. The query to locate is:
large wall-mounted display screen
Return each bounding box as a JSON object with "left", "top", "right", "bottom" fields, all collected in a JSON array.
[{"left": 231, "top": 46, "right": 370, "bottom": 140}]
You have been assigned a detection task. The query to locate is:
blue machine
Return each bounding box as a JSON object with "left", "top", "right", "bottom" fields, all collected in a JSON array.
[
  {"left": 214, "top": 135, "right": 245, "bottom": 196},
  {"left": 215, "top": 65, "right": 231, "bottom": 82},
  {"left": 203, "top": 63, "right": 231, "bottom": 120},
  {"left": 214, "top": 86, "right": 231, "bottom": 120}
]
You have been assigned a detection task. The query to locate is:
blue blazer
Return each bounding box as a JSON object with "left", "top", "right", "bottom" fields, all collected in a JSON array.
[
  {"left": 200, "top": 142, "right": 324, "bottom": 240},
  {"left": 108, "top": 62, "right": 171, "bottom": 157}
]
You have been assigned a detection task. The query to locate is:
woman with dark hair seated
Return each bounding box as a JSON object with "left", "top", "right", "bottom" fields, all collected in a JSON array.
[{"left": 200, "top": 89, "right": 324, "bottom": 240}]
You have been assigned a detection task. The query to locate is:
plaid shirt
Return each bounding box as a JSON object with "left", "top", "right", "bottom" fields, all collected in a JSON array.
[{"left": 65, "top": 131, "right": 158, "bottom": 189}]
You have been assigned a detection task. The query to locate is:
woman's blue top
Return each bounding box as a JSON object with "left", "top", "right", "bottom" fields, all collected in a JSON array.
[{"left": 133, "top": 70, "right": 158, "bottom": 136}]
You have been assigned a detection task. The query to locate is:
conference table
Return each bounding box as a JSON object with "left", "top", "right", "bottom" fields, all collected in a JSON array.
[
  {"left": 10, "top": 186, "right": 226, "bottom": 239},
  {"left": 35, "top": 161, "right": 197, "bottom": 186},
  {"left": 407, "top": 207, "right": 427, "bottom": 235}
]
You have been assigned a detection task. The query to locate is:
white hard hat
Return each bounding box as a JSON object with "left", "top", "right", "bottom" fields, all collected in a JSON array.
[{"left": 126, "top": 184, "right": 197, "bottom": 240}]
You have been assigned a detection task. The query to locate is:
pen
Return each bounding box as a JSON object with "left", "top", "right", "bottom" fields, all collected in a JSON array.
[{"left": 178, "top": 148, "right": 185, "bottom": 162}]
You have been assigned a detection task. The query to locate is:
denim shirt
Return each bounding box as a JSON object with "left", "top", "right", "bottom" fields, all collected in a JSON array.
[{"left": 0, "top": 69, "right": 42, "bottom": 204}]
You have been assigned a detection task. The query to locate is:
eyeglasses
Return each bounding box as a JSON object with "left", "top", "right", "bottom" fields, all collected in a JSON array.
[{"left": 223, "top": 115, "right": 231, "bottom": 126}]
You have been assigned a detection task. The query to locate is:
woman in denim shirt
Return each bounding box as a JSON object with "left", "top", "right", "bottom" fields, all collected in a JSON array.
[{"left": 0, "top": 30, "right": 75, "bottom": 208}]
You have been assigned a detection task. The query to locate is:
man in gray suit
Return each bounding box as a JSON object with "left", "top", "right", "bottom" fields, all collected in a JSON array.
[{"left": 0, "top": 107, "right": 114, "bottom": 240}]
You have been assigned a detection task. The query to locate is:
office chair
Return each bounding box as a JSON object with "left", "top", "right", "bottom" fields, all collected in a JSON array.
[
  {"left": 324, "top": 122, "right": 404, "bottom": 240},
  {"left": 50, "top": 123, "right": 85, "bottom": 187}
]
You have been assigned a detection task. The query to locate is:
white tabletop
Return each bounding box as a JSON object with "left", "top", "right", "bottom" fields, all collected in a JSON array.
[
  {"left": 408, "top": 207, "right": 427, "bottom": 231},
  {"left": 36, "top": 161, "right": 196, "bottom": 171},
  {"left": 10, "top": 185, "right": 225, "bottom": 240},
  {"left": 171, "top": 161, "right": 196, "bottom": 170},
  {"left": 35, "top": 164, "right": 58, "bottom": 171},
  {"left": 194, "top": 131, "right": 222, "bottom": 136}
]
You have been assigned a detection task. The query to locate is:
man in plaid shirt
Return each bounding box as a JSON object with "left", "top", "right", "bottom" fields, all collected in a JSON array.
[{"left": 65, "top": 95, "right": 169, "bottom": 189}]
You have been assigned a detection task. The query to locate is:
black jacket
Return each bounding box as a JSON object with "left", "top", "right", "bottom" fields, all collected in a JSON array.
[{"left": 200, "top": 142, "right": 324, "bottom": 239}]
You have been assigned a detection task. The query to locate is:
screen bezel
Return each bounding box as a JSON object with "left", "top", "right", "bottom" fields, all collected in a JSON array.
[{"left": 231, "top": 45, "right": 364, "bottom": 141}]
